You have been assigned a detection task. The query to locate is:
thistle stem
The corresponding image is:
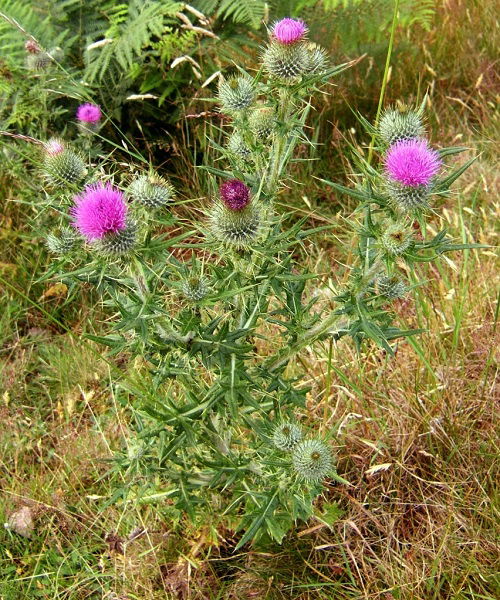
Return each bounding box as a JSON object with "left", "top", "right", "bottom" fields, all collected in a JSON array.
[{"left": 367, "top": 0, "right": 400, "bottom": 165}]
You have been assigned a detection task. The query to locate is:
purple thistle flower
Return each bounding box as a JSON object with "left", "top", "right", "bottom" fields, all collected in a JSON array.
[
  {"left": 76, "top": 103, "right": 102, "bottom": 124},
  {"left": 219, "top": 179, "right": 251, "bottom": 211},
  {"left": 71, "top": 182, "right": 127, "bottom": 241},
  {"left": 271, "top": 18, "right": 308, "bottom": 45},
  {"left": 385, "top": 139, "right": 441, "bottom": 187}
]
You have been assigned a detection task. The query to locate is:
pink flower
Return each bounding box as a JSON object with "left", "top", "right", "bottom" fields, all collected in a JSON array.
[
  {"left": 44, "top": 138, "right": 64, "bottom": 156},
  {"left": 76, "top": 103, "right": 102, "bottom": 124},
  {"left": 71, "top": 182, "right": 127, "bottom": 241},
  {"left": 271, "top": 18, "right": 307, "bottom": 45},
  {"left": 220, "top": 179, "right": 250, "bottom": 211},
  {"left": 385, "top": 139, "right": 441, "bottom": 187}
]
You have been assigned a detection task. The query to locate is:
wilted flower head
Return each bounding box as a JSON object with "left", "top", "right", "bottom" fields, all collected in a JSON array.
[
  {"left": 76, "top": 103, "right": 102, "bottom": 124},
  {"left": 71, "top": 182, "right": 127, "bottom": 241},
  {"left": 385, "top": 139, "right": 441, "bottom": 187},
  {"left": 219, "top": 179, "right": 251, "bottom": 211},
  {"left": 272, "top": 18, "right": 307, "bottom": 45}
]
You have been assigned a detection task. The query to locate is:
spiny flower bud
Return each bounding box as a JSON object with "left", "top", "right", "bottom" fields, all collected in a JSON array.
[
  {"left": 218, "top": 76, "right": 255, "bottom": 113},
  {"left": 248, "top": 107, "right": 276, "bottom": 140},
  {"left": 182, "top": 276, "right": 210, "bottom": 302},
  {"left": 210, "top": 202, "right": 262, "bottom": 250},
  {"left": 227, "top": 132, "right": 251, "bottom": 159},
  {"left": 272, "top": 422, "right": 303, "bottom": 452},
  {"left": 377, "top": 275, "right": 408, "bottom": 300},
  {"left": 43, "top": 143, "right": 87, "bottom": 186},
  {"left": 378, "top": 107, "right": 425, "bottom": 146},
  {"left": 219, "top": 179, "right": 251, "bottom": 212},
  {"left": 46, "top": 227, "right": 79, "bottom": 255},
  {"left": 292, "top": 439, "right": 332, "bottom": 483},
  {"left": 304, "top": 42, "right": 328, "bottom": 74},
  {"left": 263, "top": 41, "right": 310, "bottom": 81},
  {"left": 271, "top": 18, "right": 308, "bottom": 45},
  {"left": 26, "top": 51, "right": 52, "bottom": 71},
  {"left": 128, "top": 174, "right": 175, "bottom": 209},
  {"left": 98, "top": 222, "right": 137, "bottom": 256},
  {"left": 380, "top": 222, "right": 413, "bottom": 256}
]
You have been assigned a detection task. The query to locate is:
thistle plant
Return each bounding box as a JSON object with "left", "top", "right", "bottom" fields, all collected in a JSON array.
[{"left": 26, "top": 18, "right": 483, "bottom": 548}]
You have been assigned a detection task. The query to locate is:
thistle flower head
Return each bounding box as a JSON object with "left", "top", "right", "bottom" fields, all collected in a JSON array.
[
  {"left": 128, "top": 174, "right": 174, "bottom": 209},
  {"left": 26, "top": 51, "right": 52, "bottom": 71},
  {"left": 218, "top": 76, "right": 255, "bottom": 112},
  {"left": 379, "top": 107, "right": 425, "bottom": 145},
  {"left": 248, "top": 107, "right": 275, "bottom": 140},
  {"left": 385, "top": 139, "right": 441, "bottom": 187},
  {"left": 76, "top": 103, "right": 102, "bottom": 124},
  {"left": 219, "top": 179, "right": 251, "bottom": 212},
  {"left": 272, "top": 422, "right": 303, "bottom": 452},
  {"left": 182, "top": 276, "right": 210, "bottom": 302},
  {"left": 292, "top": 439, "right": 332, "bottom": 483},
  {"left": 71, "top": 182, "right": 127, "bottom": 241},
  {"left": 271, "top": 18, "right": 307, "bottom": 45},
  {"left": 25, "top": 40, "right": 41, "bottom": 54},
  {"left": 43, "top": 146, "right": 86, "bottom": 186},
  {"left": 46, "top": 227, "right": 79, "bottom": 255},
  {"left": 380, "top": 222, "right": 413, "bottom": 256},
  {"left": 304, "top": 42, "right": 328, "bottom": 74},
  {"left": 377, "top": 275, "right": 408, "bottom": 300},
  {"left": 44, "top": 138, "right": 65, "bottom": 156},
  {"left": 210, "top": 202, "right": 263, "bottom": 250},
  {"left": 263, "top": 41, "right": 310, "bottom": 81},
  {"left": 227, "top": 132, "right": 251, "bottom": 159}
]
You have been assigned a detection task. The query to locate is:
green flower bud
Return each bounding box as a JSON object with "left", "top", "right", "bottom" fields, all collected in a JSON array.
[
  {"left": 128, "top": 174, "right": 174, "bottom": 209},
  {"left": 273, "top": 422, "right": 303, "bottom": 452},
  {"left": 263, "top": 41, "right": 310, "bottom": 81},
  {"left": 380, "top": 222, "right": 413, "bottom": 256},
  {"left": 218, "top": 76, "right": 255, "bottom": 112},
  {"left": 292, "top": 439, "right": 332, "bottom": 483},
  {"left": 378, "top": 107, "right": 425, "bottom": 146},
  {"left": 46, "top": 227, "right": 79, "bottom": 255}
]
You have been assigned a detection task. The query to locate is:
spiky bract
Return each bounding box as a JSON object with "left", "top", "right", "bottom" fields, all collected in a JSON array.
[
  {"left": 292, "top": 439, "right": 332, "bottom": 483},
  {"left": 386, "top": 180, "right": 432, "bottom": 212},
  {"left": 26, "top": 51, "right": 52, "bottom": 71},
  {"left": 227, "top": 132, "right": 251, "bottom": 159},
  {"left": 97, "top": 222, "right": 137, "bottom": 256},
  {"left": 380, "top": 222, "right": 413, "bottom": 256},
  {"left": 304, "top": 42, "right": 328, "bottom": 74},
  {"left": 273, "top": 422, "right": 303, "bottom": 451},
  {"left": 249, "top": 107, "right": 276, "bottom": 140},
  {"left": 210, "top": 202, "right": 262, "bottom": 250},
  {"left": 378, "top": 275, "right": 408, "bottom": 300},
  {"left": 263, "top": 41, "right": 310, "bottom": 81},
  {"left": 128, "top": 174, "right": 174, "bottom": 209},
  {"left": 43, "top": 148, "right": 86, "bottom": 186},
  {"left": 46, "top": 227, "right": 79, "bottom": 255},
  {"left": 218, "top": 76, "right": 255, "bottom": 112},
  {"left": 378, "top": 108, "right": 425, "bottom": 145},
  {"left": 182, "top": 276, "right": 210, "bottom": 302}
]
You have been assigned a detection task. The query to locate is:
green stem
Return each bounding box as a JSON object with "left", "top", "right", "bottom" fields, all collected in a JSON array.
[{"left": 367, "top": 0, "right": 400, "bottom": 165}]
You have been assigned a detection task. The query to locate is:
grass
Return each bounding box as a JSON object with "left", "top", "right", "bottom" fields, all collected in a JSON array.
[{"left": 1, "top": 1, "right": 499, "bottom": 598}]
